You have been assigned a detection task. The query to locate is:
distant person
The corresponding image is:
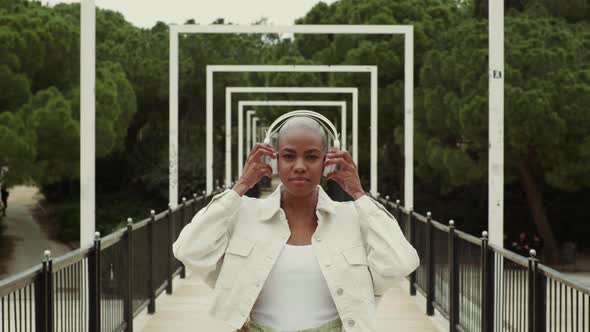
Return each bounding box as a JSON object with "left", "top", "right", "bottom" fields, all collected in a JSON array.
[
  {"left": 513, "top": 232, "right": 530, "bottom": 256},
  {"left": 1, "top": 187, "right": 8, "bottom": 216}
]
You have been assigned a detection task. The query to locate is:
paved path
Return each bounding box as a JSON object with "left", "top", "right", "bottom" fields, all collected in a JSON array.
[
  {"left": 134, "top": 274, "right": 446, "bottom": 332},
  {"left": 134, "top": 178, "right": 446, "bottom": 331},
  {"left": 0, "top": 185, "right": 71, "bottom": 278}
]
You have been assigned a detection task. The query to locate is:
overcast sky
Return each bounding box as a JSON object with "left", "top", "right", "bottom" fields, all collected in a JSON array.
[{"left": 45, "top": 0, "right": 337, "bottom": 29}]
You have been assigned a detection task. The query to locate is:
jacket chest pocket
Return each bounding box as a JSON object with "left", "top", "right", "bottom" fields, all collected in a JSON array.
[
  {"left": 340, "top": 244, "right": 373, "bottom": 300},
  {"left": 216, "top": 235, "right": 256, "bottom": 289}
]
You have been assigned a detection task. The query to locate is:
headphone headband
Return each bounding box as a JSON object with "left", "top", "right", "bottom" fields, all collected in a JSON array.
[{"left": 263, "top": 110, "right": 341, "bottom": 150}]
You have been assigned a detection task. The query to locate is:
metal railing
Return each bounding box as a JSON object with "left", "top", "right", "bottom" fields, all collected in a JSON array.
[
  {"left": 374, "top": 194, "right": 590, "bottom": 332},
  {"left": 2, "top": 189, "right": 589, "bottom": 332},
  {"left": 0, "top": 190, "right": 218, "bottom": 332}
]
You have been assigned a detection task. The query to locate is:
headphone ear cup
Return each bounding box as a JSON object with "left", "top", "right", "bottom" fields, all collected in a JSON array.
[
  {"left": 323, "top": 164, "right": 337, "bottom": 177},
  {"left": 262, "top": 155, "right": 276, "bottom": 176},
  {"left": 322, "top": 151, "right": 339, "bottom": 177}
]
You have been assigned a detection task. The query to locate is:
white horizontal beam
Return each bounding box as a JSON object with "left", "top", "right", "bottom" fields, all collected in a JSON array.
[
  {"left": 227, "top": 87, "right": 358, "bottom": 93},
  {"left": 172, "top": 24, "right": 411, "bottom": 35},
  {"left": 240, "top": 100, "right": 346, "bottom": 106},
  {"left": 209, "top": 65, "right": 375, "bottom": 73}
]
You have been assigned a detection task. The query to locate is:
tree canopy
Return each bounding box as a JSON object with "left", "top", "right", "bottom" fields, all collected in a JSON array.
[{"left": 0, "top": 0, "right": 588, "bottom": 258}]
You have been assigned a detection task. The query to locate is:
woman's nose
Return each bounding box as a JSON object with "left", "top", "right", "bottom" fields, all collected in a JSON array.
[{"left": 293, "top": 157, "right": 307, "bottom": 171}]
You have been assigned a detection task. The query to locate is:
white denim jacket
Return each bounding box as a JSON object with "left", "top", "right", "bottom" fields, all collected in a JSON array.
[{"left": 172, "top": 184, "right": 420, "bottom": 331}]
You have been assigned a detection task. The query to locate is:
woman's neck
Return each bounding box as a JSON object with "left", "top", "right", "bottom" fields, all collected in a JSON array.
[{"left": 280, "top": 187, "right": 318, "bottom": 219}]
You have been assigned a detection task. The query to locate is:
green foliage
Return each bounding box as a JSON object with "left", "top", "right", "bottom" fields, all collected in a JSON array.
[{"left": 1, "top": 0, "right": 589, "bottom": 248}]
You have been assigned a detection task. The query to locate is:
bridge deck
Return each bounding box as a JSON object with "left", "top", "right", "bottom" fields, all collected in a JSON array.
[{"left": 134, "top": 274, "right": 445, "bottom": 332}]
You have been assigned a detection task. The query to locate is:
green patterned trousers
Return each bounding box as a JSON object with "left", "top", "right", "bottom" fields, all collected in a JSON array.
[{"left": 242, "top": 318, "right": 343, "bottom": 332}]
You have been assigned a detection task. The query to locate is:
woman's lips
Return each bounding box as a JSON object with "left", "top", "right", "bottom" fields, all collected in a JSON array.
[{"left": 289, "top": 178, "right": 309, "bottom": 185}]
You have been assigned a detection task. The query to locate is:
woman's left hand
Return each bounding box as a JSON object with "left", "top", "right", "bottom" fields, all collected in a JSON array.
[{"left": 324, "top": 150, "right": 365, "bottom": 200}]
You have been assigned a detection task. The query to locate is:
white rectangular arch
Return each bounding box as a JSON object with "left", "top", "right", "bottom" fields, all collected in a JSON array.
[
  {"left": 169, "top": 25, "right": 413, "bottom": 214},
  {"left": 206, "top": 65, "right": 380, "bottom": 197},
  {"left": 235, "top": 100, "right": 347, "bottom": 180},
  {"left": 225, "top": 87, "right": 359, "bottom": 179}
]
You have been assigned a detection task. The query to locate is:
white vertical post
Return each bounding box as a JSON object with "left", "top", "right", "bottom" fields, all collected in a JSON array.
[
  {"left": 370, "top": 67, "right": 378, "bottom": 195},
  {"left": 352, "top": 91, "right": 358, "bottom": 164},
  {"left": 206, "top": 70, "right": 213, "bottom": 194},
  {"left": 245, "top": 110, "right": 256, "bottom": 171},
  {"left": 252, "top": 117, "right": 259, "bottom": 146},
  {"left": 341, "top": 102, "right": 347, "bottom": 151},
  {"left": 169, "top": 29, "right": 179, "bottom": 207},
  {"left": 80, "top": 0, "right": 95, "bottom": 248},
  {"left": 489, "top": 0, "right": 504, "bottom": 248},
  {"left": 238, "top": 106, "right": 244, "bottom": 176},
  {"left": 225, "top": 90, "right": 232, "bottom": 187},
  {"left": 490, "top": 2, "right": 505, "bottom": 331},
  {"left": 404, "top": 27, "right": 414, "bottom": 211}
]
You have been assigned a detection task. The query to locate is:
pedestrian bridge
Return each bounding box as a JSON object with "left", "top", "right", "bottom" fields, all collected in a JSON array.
[{"left": 1, "top": 179, "right": 589, "bottom": 332}]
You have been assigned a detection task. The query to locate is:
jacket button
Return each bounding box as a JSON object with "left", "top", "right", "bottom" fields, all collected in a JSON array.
[
  {"left": 336, "top": 288, "right": 344, "bottom": 295},
  {"left": 347, "top": 319, "right": 355, "bottom": 327}
]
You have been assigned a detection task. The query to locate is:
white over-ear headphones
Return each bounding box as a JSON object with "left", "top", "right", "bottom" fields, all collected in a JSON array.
[{"left": 262, "top": 110, "right": 341, "bottom": 177}]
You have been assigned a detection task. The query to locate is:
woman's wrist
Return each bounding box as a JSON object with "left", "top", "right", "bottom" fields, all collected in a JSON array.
[
  {"left": 232, "top": 181, "right": 250, "bottom": 196},
  {"left": 350, "top": 190, "right": 365, "bottom": 200}
]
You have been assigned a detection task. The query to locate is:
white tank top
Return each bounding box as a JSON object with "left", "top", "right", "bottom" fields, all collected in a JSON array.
[{"left": 250, "top": 244, "right": 339, "bottom": 331}]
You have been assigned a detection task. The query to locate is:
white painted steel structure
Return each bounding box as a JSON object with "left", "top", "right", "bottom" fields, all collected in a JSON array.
[
  {"left": 246, "top": 110, "right": 256, "bottom": 153},
  {"left": 204, "top": 65, "right": 384, "bottom": 198},
  {"left": 489, "top": 0, "right": 505, "bottom": 249},
  {"left": 252, "top": 117, "right": 259, "bottom": 145},
  {"left": 80, "top": 0, "right": 95, "bottom": 248},
  {"left": 490, "top": 1, "right": 505, "bottom": 329},
  {"left": 236, "top": 100, "right": 347, "bottom": 180},
  {"left": 225, "top": 87, "right": 359, "bottom": 179},
  {"left": 169, "top": 25, "right": 413, "bottom": 207},
  {"left": 76, "top": 10, "right": 507, "bottom": 329}
]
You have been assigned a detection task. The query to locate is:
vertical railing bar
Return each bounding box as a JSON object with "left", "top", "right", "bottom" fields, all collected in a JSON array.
[
  {"left": 68, "top": 265, "right": 72, "bottom": 332},
  {"left": 572, "top": 287, "right": 575, "bottom": 332},
  {"left": 448, "top": 220, "right": 457, "bottom": 332},
  {"left": 426, "top": 211, "right": 434, "bottom": 315},
  {"left": 124, "top": 218, "right": 133, "bottom": 332},
  {"left": 47, "top": 252, "right": 53, "bottom": 332},
  {"left": 19, "top": 288, "right": 22, "bottom": 332},
  {"left": 408, "top": 207, "right": 416, "bottom": 296},
  {"left": 166, "top": 205, "right": 174, "bottom": 294},
  {"left": 8, "top": 292, "right": 11, "bottom": 332},
  {"left": 481, "top": 231, "right": 487, "bottom": 332},
  {"left": 148, "top": 209, "right": 156, "bottom": 314}
]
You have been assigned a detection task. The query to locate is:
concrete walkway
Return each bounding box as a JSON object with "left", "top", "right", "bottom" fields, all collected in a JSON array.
[
  {"left": 134, "top": 274, "right": 446, "bottom": 332},
  {"left": 0, "top": 185, "right": 71, "bottom": 278},
  {"left": 133, "top": 179, "right": 446, "bottom": 331}
]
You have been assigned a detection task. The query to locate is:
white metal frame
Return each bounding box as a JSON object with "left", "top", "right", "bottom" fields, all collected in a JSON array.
[
  {"left": 169, "top": 25, "right": 414, "bottom": 205},
  {"left": 80, "top": 0, "right": 95, "bottom": 248},
  {"left": 225, "top": 87, "right": 359, "bottom": 179},
  {"left": 77, "top": 8, "right": 507, "bottom": 321},
  {"left": 236, "top": 100, "right": 347, "bottom": 179},
  {"left": 206, "top": 65, "right": 381, "bottom": 197},
  {"left": 246, "top": 110, "right": 256, "bottom": 153}
]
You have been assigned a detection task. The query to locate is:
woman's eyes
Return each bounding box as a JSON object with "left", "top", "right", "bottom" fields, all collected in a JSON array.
[{"left": 280, "top": 154, "right": 320, "bottom": 161}]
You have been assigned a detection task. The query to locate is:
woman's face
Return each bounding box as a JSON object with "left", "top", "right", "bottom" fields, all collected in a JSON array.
[{"left": 277, "top": 127, "right": 325, "bottom": 197}]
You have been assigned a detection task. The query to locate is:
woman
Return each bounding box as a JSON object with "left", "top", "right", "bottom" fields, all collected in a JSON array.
[{"left": 173, "top": 117, "right": 420, "bottom": 332}]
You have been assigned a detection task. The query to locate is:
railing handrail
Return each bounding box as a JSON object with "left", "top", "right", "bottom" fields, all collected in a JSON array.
[
  {"left": 1, "top": 188, "right": 587, "bottom": 332},
  {"left": 372, "top": 192, "right": 589, "bottom": 332},
  {"left": 0, "top": 189, "right": 216, "bottom": 296}
]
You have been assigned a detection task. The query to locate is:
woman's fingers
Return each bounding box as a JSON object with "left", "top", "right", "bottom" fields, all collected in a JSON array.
[
  {"left": 324, "top": 157, "right": 353, "bottom": 171},
  {"left": 247, "top": 144, "right": 275, "bottom": 163},
  {"left": 326, "top": 150, "right": 356, "bottom": 168},
  {"left": 256, "top": 164, "right": 273, "bottom": 178}
]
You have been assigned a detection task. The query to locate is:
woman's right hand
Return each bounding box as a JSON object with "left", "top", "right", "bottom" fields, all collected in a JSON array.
[{"left": 232, "top": 143, "right": 276, "bottom": 196}]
